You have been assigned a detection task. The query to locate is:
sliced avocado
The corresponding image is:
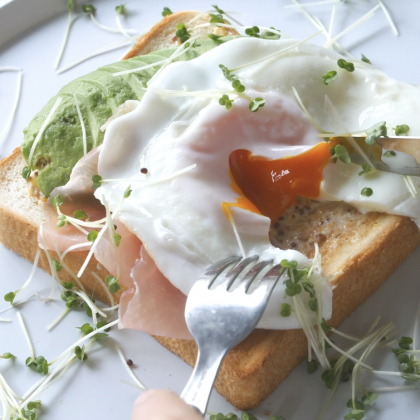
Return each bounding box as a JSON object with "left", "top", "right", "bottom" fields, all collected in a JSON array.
[{"left": 21, "top": 37, "right": 236, "bottom": 197}]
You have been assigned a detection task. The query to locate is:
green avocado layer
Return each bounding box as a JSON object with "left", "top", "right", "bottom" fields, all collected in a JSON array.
[{"left": 22, "top": 37, "right": 234, "bottom": 197}]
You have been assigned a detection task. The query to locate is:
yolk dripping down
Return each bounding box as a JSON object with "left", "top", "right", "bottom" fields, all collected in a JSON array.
[{"left": 226, "top": 141, "right": 336, "bottom": 222}]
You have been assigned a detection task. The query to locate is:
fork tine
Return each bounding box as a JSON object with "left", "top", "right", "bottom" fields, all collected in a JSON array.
[
  {"left": 235, "top": 259, "right": 273, "bottom": 294},
  {"left": 221, "top": 256, "right": 259, "bottom": 290},
  {"left": 199, "top": 256, "right": 242, "bottom": 288},
  {"left": 255, "top": 264, "right": 284, "bottom": 298}
]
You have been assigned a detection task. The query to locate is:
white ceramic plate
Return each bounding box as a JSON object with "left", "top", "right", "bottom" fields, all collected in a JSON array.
[{"left": 1, "top": 1, "right": 420, "bottom": 419}]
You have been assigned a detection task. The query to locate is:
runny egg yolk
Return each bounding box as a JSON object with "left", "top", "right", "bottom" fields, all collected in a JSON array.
[{"left": 227, "top": 141, "right": 336, "bottom": 222}]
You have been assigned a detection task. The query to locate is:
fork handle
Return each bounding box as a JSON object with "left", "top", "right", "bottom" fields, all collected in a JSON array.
[{"left": 181, "top": 347, "right": 226, "bottom": 416}]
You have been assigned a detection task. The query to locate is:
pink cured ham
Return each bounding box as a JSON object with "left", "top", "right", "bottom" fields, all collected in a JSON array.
[
  {"left": 119, "top": 247, "right": 191, "bottom": 339},
  {"left": 41, "top": 145, "right": 190, "bottom": 339},
  {"left": 95, "top": 220, "right": 141, "bottom": 289},
  {"left": 40, "top": 147, "right": 105, "bottom": 252}
]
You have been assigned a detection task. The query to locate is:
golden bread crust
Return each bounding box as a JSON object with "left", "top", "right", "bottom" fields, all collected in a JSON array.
[{"left": 123, "top": 11, "right": 239, "bottom": 59}]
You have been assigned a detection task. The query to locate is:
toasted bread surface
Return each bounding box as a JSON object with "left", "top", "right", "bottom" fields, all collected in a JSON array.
[
  {"left": 1, "top": 11, "right": 420, "bottom": 411},
  {"left": 1, "top": 149, "right": 419, "bottom": 409},
  {"left": 155, "top": 205, "right": 420, "bottom": 409},
  {"left": 124, "top": 11, "right": 239, "bottom": 59},
  {"left": 0, "top": 148, "right": 123, "bottom": 306}
]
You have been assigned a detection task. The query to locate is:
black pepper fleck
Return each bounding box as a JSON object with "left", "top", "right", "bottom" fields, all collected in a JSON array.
[
  {"left": 126, "top": 359, "right": 133, "bottom": 367},
  {"left": 140, "top": 167, "right": 148, "bottom": 174}
]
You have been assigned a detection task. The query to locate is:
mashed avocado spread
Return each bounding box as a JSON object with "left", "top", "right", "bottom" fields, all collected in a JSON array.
[{"left": 22, "top": 37, "right": 233, "bottom": 197}]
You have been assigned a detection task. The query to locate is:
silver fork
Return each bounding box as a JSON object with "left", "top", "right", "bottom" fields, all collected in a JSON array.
[{"left": 180, "top": 256, "right": 283, "bottom": 415}]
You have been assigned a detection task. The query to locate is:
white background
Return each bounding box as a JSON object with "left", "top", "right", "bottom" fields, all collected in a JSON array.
[{"left": 0, "top": 0, "right": 420, "bottom": 419}]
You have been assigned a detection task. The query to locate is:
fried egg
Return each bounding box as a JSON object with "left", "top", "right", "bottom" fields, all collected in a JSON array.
[{"left": 95, "top": 37, "right": 420, "bottom": 329}]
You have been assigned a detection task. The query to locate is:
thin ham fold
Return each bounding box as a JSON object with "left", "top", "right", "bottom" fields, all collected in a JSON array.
[{"left": 40, "top": 146, "right": 191, "bottom": 339}]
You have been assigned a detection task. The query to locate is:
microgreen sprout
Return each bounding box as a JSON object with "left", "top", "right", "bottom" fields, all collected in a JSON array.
[
  {"left": 4, "top": 291, "right": 16, "bottom": 304},
  {"left": 212, "top": 4, "right": 224, "bottom": 14},
  {"left": 20, "top": 400, "right": 42, "bottom": 420},
  {"left": 115, "top": 3, "right": 137, "bottom": 42},
  {"left": 344, "top": 392, "right": 378, "bottom": 419},
  {"left": 232, "top": 79, "right": 245, "bottom": 93},
  {"left": 81, "top": 4, "right": 136, "bottom": 37},
  {"left": 321, "top": 369, "right": 336, "bottom": 389},
  {"left": 219, "top": 64, "right": 235, "bottom": 82},
  {"left": 329, "top": 144, "right": 352, "bottom": 164},
  {"left": 92, "top": 174, "right": 103, "bottom": 190},
  {"left": 361, "top": 187, "right": 373, "bottom": 197},
  {"left": 219, "top": 94, "right": 233, "bottom": 110},
  {"left": 321, "top": 318, "right": 331, "bottom": 334},
  {"left": 175, "top": 23, "right": 191, "bottom": 43},
  {"left": 77, "top": 323, "right": 94, "bottom": 336},
  {"left": 0, "top": 352, "right": 16, "bottom": 360},
  {"left": 218, "top": 64, "right": 265, "bottom": 112},
  {"left": 61, "top": 281, "right": 74, "bottom": 290},
  {"left": 340, "top": 359, "right": 355, "bottom": 382},
  {"left": 337, "top": 58, "right": 355, "bottom": 72},
  {"left": 361, "top": 54, "right": 371, "bottom": 64},
  {"left": 383, "top": 150, "right": 396, "bottom": 157},
  {"left": 306, "top": 359, "right": 318, "bottom": 374},
  {"left": 245, "top": 26, "right": 260, "bottom": 37},
  {"left": 261, "top": 27, "right": 281, "bottom": 40},
  {"left": 115, "top": 3, "right": 126, "bottom": 14},
  {"left": 52, "top": 259, "right": 62, "bottom": 272},
  {"left": 358, "top": 163, "right": 373, "bottom": 176},
  {"left": 280, "top": 303, "right": 291, "bottom": 317},
  {"left": 22, "top": 166, "right": 31, "bottom": 180},
  {"left": 208, "top": 34, "right": 224, "bottom": 43},
  {"left": 51, "top": 194, "right": 64, "bottom": 209},
  {"left": 280, "top": 260, "right": 313, "bottom": 298},
  {"left": 322, "top": 70, "right": 338, "bottom": 85},
  {"left": 284, "top": 279, "right": 302, "bottom": 297},
  {"left": 395, "top": 124, "right": 410, "bottom": 136},
  {"left": 114, "top": 233, "right": 122, "bottom": 247},
  {"left": 124, "top": 185, "right": 132, "bottom": 198},
  {"left": 249, "top": 98, "right": 266, "bottom": 112},
  {"left": 3, "top": 248, "right": 41, "bottom": 306},
  {"left": 87, "top": 230, "right": 99, "bottom": 242},
  {"left": 57, "top": 214, "right": 67, "bottom": 228},
  {"left": 209, "top": 13, "right": 225, "bottom": 24},
  {"left": 82, "top": 4, "right": 95, "bottom": 14},
  {"left": 73, "top": 209, "right": 88, "bottom": 220},
  {"left": 210, "top": 413, "right": 237, "bottom": 420},
  {"left": 26, "top": 356, "right": 50, "bottom": 375},
  {"left": 241, "top": 413, "right": 258, "bottom": 420},
  {"left": 162, "top": 7, "right": 173, "bottom": 17},
  {"left": 365, "top": 121, "right": 387, "bottom": 145},
  {"left": 74, "top": 345, "right": 88, "bottom": 361},
  {"left": 54, "top": 1, "right": 75, "bottom": 70},
  {"left": 105, "top": 275, "right": 120, "bottom": 294},
  {"left": 309, "top": 298, "right": 318, "bottom": 312},
  {"left": 398, "top": 336, "right": 413, "bottom": 350}
]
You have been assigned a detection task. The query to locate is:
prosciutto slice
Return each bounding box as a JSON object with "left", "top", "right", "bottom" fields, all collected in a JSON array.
[
  {"left": 40, "top": 147, "right": 105, "bottom": 252},
  {"left": 119, "top": 247, "right": 191, "bottom": 339},
  {"left": 41, "top": 146, "right": 190, "bottom": 339}
]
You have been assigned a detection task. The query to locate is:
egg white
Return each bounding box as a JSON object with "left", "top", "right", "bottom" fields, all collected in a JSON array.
[{"left": 96, "top": 37, "right": 420, "bottom": 330}]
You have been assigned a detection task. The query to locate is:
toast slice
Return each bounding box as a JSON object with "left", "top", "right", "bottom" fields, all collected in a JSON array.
[
  {"left": 2, "top": 149, "right": 419, "bottom": 409},
  {"left": 1, "top": 11, "right": 420, "bottom": 411}
]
